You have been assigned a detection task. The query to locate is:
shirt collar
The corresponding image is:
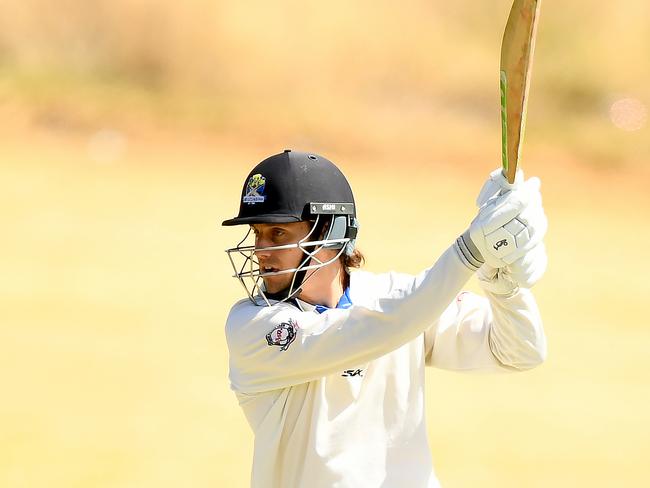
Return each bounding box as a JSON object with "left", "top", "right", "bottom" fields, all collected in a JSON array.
[{"left": 295, "top": 287, "right": 353, "bottom": 314}]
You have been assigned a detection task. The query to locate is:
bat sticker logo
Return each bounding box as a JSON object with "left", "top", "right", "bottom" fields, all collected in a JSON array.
[
  {"left": 266, "top": 319, "right": 298, "bottom": 351},
  {"left": 493, "top": 239, "right": 509, "bottom": 251},
  {"left": 243, "top": 173, "right": 267, "bottom": 205}
]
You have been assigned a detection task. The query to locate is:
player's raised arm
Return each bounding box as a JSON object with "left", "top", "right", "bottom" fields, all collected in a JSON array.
[
  {"left": 427, "top": 168, "right": 548, "bottom": 372},
  {"left": 226, "top": 244, "right": 472, "bottom": 394}
]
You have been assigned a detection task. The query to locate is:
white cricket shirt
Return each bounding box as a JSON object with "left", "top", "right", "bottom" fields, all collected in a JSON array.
[{"left": 225, "top": 245, "right": 546, "bottom": 488}]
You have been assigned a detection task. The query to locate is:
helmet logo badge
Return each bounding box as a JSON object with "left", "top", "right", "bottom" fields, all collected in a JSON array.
[{"left": 243, "top": 173, "right": 267, "bottom": 205}]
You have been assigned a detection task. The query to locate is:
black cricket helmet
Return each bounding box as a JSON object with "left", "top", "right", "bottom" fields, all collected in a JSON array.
[{"left": 223, "top": 150, "right": 359, "bottom": 306}]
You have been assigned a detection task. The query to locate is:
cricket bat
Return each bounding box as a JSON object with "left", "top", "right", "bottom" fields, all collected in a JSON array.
[{"left": 500, "top": 0, "right": 542, "bottom": 183}]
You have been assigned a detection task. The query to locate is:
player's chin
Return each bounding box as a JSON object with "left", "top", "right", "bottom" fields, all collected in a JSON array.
[{"left": 262, "top": 275, "right": 292, "bottom": 294}]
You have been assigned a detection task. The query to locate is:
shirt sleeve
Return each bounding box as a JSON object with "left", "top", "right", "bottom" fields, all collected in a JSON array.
[
  {"left": 226, "top": 245, "right": 474, "bottom": 394},
  {"left": 424, "top": 286, "right": 547, "bottom": 372}
]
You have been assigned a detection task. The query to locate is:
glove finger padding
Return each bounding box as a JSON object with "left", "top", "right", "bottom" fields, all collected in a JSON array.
[
  {"left": 500, "top": 204, "right": 548, "bottom": 265},
  {"left": 477, "top": 242, "right": 547, "bottom": 294},
  {"left": 477, "top": 187, "right": 531, "bottom": 235},
  {"left": 507, "top": 242, "right": 548, "bottom": 288},
  {"left": 476, "top": 168, "right": 525, "bottom": 207}
]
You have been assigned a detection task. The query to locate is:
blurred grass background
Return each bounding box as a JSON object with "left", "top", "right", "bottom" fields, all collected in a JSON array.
[{"left": 1, "top": 1, "right": 649, "bottom": 487}]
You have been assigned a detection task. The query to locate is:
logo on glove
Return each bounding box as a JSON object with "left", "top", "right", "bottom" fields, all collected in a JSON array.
[{"left": 493, "top": 239, "right": 509, "bottom": 251}]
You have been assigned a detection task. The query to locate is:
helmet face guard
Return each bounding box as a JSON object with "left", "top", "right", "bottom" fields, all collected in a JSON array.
[
  {"left": 226, "top": 213, "right": 357, "bottom": 306},
  {"left": 222, "top": 150, "right": 359, "bottom": 306}
]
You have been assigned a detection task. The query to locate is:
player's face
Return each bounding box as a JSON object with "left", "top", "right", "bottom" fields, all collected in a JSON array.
[{"left": 252, "top": 222, "right": 312, "bottom": 294}]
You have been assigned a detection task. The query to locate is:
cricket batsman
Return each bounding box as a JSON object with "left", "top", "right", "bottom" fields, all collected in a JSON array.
[{"left": 223, "top": 149, "right": 547, "bottom": 487}]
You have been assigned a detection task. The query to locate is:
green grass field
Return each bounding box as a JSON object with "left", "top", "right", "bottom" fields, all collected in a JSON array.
[{"left": 2, "top": 128, "right": 649, "bottom": 487}]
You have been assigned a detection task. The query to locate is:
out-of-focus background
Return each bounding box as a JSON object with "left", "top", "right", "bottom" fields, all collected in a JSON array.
[{"left": 1, "top": 1, "right": 649, "bottom": 486}]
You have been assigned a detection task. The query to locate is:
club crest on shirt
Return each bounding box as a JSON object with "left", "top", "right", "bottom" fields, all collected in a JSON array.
[
  {"left": 266, "top": 318, "right": 298, "bottom": 351},
  {"left": 243, "top": 173, "right": 266, "bottom": 205}
]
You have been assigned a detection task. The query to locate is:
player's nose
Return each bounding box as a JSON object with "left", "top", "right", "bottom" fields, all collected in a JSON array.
[{"left": 254, "top": 240, "right": 272, "bottom": 259}]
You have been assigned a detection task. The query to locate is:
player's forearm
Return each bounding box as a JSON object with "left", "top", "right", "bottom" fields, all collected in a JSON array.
[
  {"left": 279, "top": 245, "right": 473, "bottom": 368},
  {"left": 355, "top": 245, "right": 475, "bottom": 354},
  {"left": 484, "top": 287, "right": 547, "bottom": 370}
]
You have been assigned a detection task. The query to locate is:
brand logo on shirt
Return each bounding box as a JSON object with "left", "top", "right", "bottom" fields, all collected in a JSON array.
[
  {"left": 243, "top": 173, "right": 266, "bottom": 205},
  {"left": 266, "top": 318, "right": 298, "bottom": 351},
  {"left": 341, "top": 369, "right": 364, "bottom": 377}
]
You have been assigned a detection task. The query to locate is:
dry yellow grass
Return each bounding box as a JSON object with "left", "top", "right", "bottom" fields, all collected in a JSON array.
[
  {"left": 2, "top": 128, "right": 649, "bottom": 487},
  {"left": 1, "top": 1, "right": 649, "bottom": 167}
]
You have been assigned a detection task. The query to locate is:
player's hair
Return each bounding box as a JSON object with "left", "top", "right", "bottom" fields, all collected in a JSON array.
[
  {"left": 340, "top": 248, "right": 364, "bottom": 290},
  {"left": 343, "top": 249, "right": 364, "bottom": 270}
]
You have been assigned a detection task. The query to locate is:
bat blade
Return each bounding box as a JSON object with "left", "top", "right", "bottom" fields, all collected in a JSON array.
[{"left": 500, "top": 0, "right": 542, "bottom": 183}]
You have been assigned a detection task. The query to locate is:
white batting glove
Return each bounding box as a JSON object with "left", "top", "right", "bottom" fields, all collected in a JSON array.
[
  {"left": 476, "top": 167, "right": 524, "bottom": 206},
  {"left": 468, "top": 170, "right": 547, "bottom": 269},
  {"left": 455, "top": 168, "right": 548, "bottom": 273},
  {"left": 477, "top": 242, "right": 548, "bottom": 294},
  {"left": 508, "top": 241, "right": 548, "bottom": 287}
]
